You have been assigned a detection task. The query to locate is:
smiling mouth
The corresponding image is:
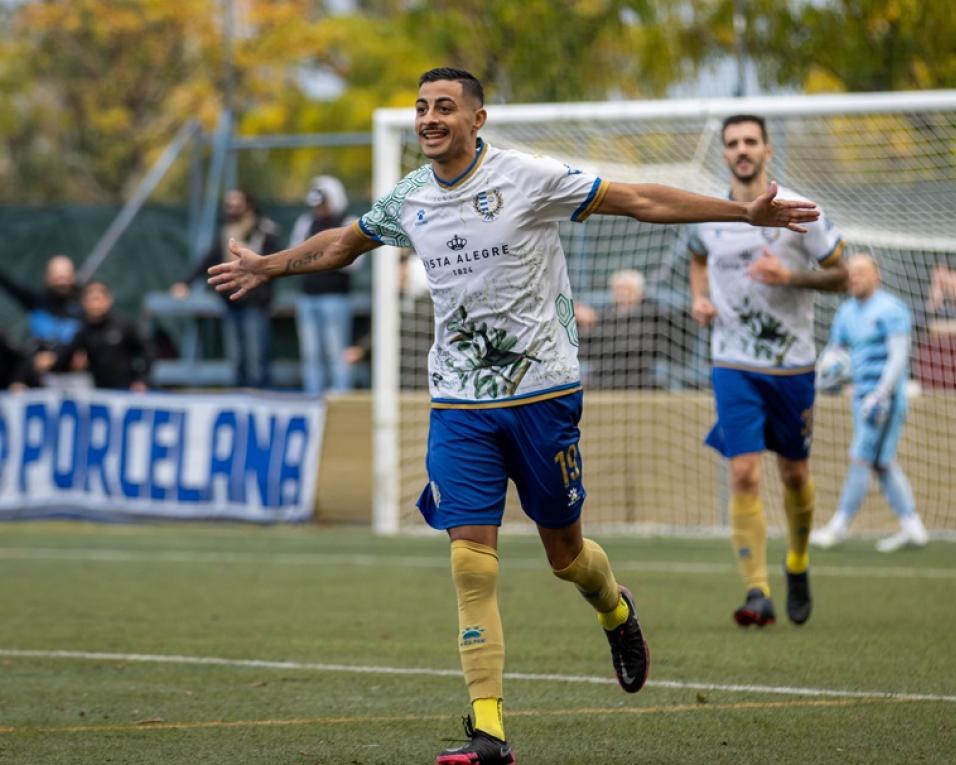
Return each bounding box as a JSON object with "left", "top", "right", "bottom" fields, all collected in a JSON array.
[{"left": 420, "top": 130, "right": 448, "bottom": 141}]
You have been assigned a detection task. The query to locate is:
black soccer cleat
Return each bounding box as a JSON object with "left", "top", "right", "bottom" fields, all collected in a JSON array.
[
  {"left": 733, "top": 588, "right": 776, "bottom": 627},
  {"left": 603, "top": 586, "right": 650, "bottom": 693},
  {"left": 785, "top": 567, "right": 812, "bottom": 626},
  {"left": 436, "top": 715, "right": 516, "bottom": 765}
]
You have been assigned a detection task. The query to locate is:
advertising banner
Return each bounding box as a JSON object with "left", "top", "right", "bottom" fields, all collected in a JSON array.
[{"left": 0, "top": 389, "right": 324, "bottom": 523}]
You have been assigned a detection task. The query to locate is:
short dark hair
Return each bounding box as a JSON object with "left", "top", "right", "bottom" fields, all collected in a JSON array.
[
  {"left": 81, "top": 279, "right": 110, "bottom": 296},
  {"left": 419, "top": 67, "right": 484, "bottom": 107},
  {"left": 722, "top": 114, "right": 768, "bottom": 144}
]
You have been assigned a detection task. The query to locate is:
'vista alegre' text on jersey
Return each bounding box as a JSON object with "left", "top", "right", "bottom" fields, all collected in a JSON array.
[
  {"left": 354, "top": 140, "right": 606, "bottom": 406},
  {"left": 689, "top": 186, "right": 844, "bottom": 372}
]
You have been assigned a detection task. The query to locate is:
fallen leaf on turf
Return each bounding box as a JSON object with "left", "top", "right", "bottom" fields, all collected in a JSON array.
[
  {"left": 696, "top": 693, "right": 708, "bottom": 704},
  {"left": 135, "top": 717, "right": 165, "bottom": 725},
  {"left": 249, "top": 680, "right": 268, "bottom": 688}
]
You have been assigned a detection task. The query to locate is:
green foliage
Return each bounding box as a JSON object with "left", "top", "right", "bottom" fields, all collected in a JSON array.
[{"left": 0, "top": 1, "right": 954, "bottom": 203}]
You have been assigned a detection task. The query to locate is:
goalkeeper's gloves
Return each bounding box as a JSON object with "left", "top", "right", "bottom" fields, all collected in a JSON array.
[{"left": 862, "top": 391, "right": 890, "bottom": 426}]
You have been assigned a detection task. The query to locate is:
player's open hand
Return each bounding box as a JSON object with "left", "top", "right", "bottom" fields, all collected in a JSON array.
[
  {"left": 747, "top": 248, "right": 792, "bottom": 286},
  {"left": 746, "top": 181, "right": 819, "bottom": 233},
  {"left": 207, "top": 239, "right": 269, "bottom": 301}
]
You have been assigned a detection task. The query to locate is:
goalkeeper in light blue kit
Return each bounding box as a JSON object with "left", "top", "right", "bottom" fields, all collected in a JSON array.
[{"left": 812, "top": 252, "right": 929, "bottom": 552}]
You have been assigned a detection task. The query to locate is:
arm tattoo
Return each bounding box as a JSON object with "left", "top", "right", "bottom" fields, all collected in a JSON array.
[
  {"left": 789, "top": 265, "right": 848, "bottom": 293},
  {"left": 283, "top": 250, "right": 324, "bottom": 274}
]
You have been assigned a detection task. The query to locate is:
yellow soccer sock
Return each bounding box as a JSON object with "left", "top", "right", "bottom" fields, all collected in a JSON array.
[
  {"left": 552, "top": 538, "right": 625, "bottom": 627},
  {"left": 729, "top": 493, "right": 769, "bottom": 596},
  {"left": 596, "top": 595, "right": 630, "bottom": 631},
  {"left": 784, "top": 478, "right": 815, "bottom": 574},
  {"left": 472, "top": 697, "right": 505, "bottom": 741},
  {"left": 450, "top": 540, "right": 505, "bottom": 705}
]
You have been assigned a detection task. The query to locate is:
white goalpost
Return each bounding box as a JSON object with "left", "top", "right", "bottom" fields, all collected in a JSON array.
[{"left": 371, "top": 90, "right": 956, "bottom": 536}]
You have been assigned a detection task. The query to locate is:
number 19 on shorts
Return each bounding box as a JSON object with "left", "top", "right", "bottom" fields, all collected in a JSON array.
[{"left": 554, "top": 444, "right": 581, "bottom": 488}]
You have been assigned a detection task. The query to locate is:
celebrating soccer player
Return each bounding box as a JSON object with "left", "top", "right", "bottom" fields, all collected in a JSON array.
[
  {"left": 209, "top": 72, "right": 819, "bottom": 764},
  {"left": 688, "top": 114, "right": 847, "bottom": 629},
  {"left": 811, "top": 252, "right": 929, "bottom": 552}
]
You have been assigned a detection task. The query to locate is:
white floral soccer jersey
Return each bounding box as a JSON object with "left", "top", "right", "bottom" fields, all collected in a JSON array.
[
  {"left": 688, "top": 185, "right": 844, "bottom": 372},
  {"left": 354, "top": 139, "right": 607, "bottom": 405}
]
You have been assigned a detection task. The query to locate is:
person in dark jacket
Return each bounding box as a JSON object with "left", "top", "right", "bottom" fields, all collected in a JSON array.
[
  {"left": 46, "top": 280, "right": 151, "bottom": 390},
  {"left": 171, "top": 189, "right": 280, "bottom": 387},
  {"left": 0, "top": 254, "right": 83, "bottom": 387},
  {"left": 0, "top": 330, "right": 23, "bottom": 389}
]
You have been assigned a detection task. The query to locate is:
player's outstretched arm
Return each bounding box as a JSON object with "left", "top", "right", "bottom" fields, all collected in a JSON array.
[
  {"left": 207, "top": 225, "right": 378, "bottom": 301},
  {"left": 596, "top": 181, "right": 819, "bottom": 232}
]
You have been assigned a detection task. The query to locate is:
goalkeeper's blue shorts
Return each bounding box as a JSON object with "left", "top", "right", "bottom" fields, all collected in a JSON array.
[
  {"left": 850, "top": 391, "right": 907, "bottom": 467},
  {"left": 705, "top": 366, "right": 816, "bottom": 460},
  {"left": 416, "top": 388, "right": 586, "bottom": 530}
]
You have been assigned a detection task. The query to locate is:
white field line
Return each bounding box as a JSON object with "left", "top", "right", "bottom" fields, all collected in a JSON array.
[
  {"left": 0, "top": 546, "right": 955, "bottom": 581},
  {"left": 1, "top": 648, "right": 954, "bottom": 704}
]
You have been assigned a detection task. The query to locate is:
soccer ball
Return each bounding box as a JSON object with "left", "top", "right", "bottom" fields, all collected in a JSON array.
[{"left": 816, "top": 346, "right": 851, "bottom": 394}]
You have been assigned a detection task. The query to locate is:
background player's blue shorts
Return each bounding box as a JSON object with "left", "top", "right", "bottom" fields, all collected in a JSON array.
[
  {"left": 850, "top": 392, "right": 907, "bottom": 467},
  {"left": 417, "top": 391, "right": 586, "bottom": 530},
  {"left": 705, "top": 367, "right": 816, "bottom": 460}
]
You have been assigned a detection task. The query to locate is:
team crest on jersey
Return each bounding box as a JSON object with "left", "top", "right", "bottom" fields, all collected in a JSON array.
[
  {"left": 473, "top": 188, "right": 503, "bottom": 222},
  {"left": 761, "top": 228, "right": 782, "bottom": 243}
]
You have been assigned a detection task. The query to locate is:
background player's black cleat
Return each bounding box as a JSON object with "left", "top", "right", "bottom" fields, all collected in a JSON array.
[
  {"left": 733, "top": 588, "right": 776, "bottom": 627},
  {"left": 785, "top": 567, "right": 812, "bottom": 625},
  {"left": 435, "top": 715, "right": 516, "bottom": 765},
  {"left": 604, "top": 586, "right": 650, "bottom": 693}
]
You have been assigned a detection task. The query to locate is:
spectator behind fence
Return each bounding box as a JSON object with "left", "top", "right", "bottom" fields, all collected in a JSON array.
[
  {"left": 578, "top": 269, "right": 668, "bottom": 389},
  {"left": 926, "top": 263, "right": 956, "bottom": 318},
  {"left": 0, "top": 330, "right": 23, "bottom": 389},
  {"left": 290, "top": 175, "right": 357, "bottom": 395},
  {"left": 171, "top": 189, "right": 280, "bottom": 388},
  {"left": 0, "top": 254, "right": 83, "bottom": 387},
  {"left": 39, "top": 280, "right": 151, "bottom": 390}
]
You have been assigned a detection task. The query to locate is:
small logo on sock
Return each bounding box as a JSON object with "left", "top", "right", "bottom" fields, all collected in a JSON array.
[
  {"left": 738, "top": 546, "right": 752, "bottom": 559},
  {"left": 460, "top": 625, "right": 486, "bottom": 648}
]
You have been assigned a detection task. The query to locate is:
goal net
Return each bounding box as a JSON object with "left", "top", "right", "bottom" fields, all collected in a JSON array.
[{"left": 370, "top": 91, "right": 956, "bottom": 537}]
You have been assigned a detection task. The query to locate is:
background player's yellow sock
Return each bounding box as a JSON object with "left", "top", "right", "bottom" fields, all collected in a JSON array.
[
  {"left": 730, "top": 493, "right": 769, "bottom": 596},
  {"left": 552, "top": 538, "right": 627, "bottom": 629},
  {"left": 471, "top": 697, "right": 505, "bottom": 741},
  {"left": 450, "top": 539, "right": 505, "bottom": 735},
  {"left": 784, "top": 478, "right": 815, "bottom": 574}
]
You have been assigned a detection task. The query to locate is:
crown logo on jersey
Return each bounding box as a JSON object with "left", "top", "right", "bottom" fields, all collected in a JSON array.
[
  {"left": 473, "top": 188, "right": 503, "bottom": 222},
  {"left": 447, "top": 234, "right": 467, "bottom": 251}
]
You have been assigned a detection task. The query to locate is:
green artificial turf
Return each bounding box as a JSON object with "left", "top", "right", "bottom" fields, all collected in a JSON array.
[{"left": 1, "top": 522, "right": 953, "bottom": 764}]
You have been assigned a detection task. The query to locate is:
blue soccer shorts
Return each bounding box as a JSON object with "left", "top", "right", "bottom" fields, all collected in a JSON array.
[
  {"left": 416, "top": 390, "right": 587, "bottom": 530},
  {"left": 705, "top": 366, "right": 816, "bottom": 460},
  {"left": 850, "top": 392, "right": 907, "bottom": 467}
]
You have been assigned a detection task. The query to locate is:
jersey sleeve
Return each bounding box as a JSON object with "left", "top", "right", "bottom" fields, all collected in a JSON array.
[
  {"left": 354, "top": 169, "right": 427, "bottom": 248},
  {"left": 514, "top": 153, "right": 608, "bottom": 223},
  {"left": 881, "top": 298, "right": 912, "bottom": 337},
  {"left": 801, "top": 208, "right": 845, "bottom": 267},
  {"left": 830, "top": 304, "right": 850, "bottom": 347},
  {"left": 687, "top": 227, "right": 708, "bottom": 258}
]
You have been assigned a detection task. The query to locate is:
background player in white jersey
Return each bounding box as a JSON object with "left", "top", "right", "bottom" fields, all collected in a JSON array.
[
  {"left": 812, "top": 252, "right": 929, "bottom": 552},
  {"left": 209, "top": 73, "right": 820, "bottom": 765},
  {"left": 689, "top": 114, "right": 848, "bottom": 629}
]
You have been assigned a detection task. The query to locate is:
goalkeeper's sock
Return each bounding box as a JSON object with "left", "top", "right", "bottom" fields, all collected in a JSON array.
[
  {"left": 471, "top": 697, "right": 505, "bottom": 741},
  {"left": 879, "top": 462, "right": 916, "bottom": 519},
  {"left": 552, "top": 538, "right": 626, "bottom": 627},
  {"left": 837, "top": 461, "right": 872, "bottom": 522},
  {"left": 784, "top": 478, "right": 815, "bottom": 575},
  {"left": 729, "top": 493, "right": 769, "bottom": 596},
  {"left": 450, "top": 540, "right": 505, "bottom": 708}
]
